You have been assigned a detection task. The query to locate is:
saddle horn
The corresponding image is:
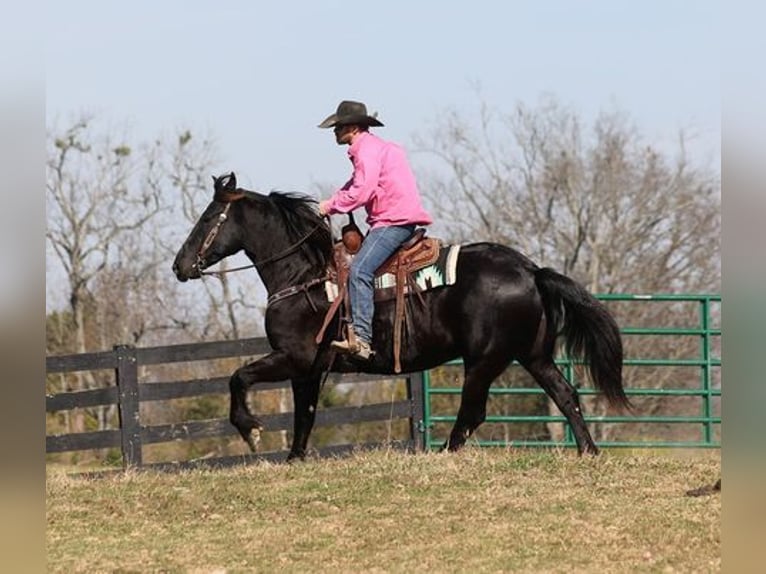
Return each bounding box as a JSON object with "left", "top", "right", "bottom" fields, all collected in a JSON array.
[{"left": 341, "top": 212, "right": 363, "bottom": 254}]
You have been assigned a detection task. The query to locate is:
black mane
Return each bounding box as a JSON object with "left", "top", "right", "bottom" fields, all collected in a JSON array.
[{"left": 264, "top": 191, "right": 333, "bottom": 270}]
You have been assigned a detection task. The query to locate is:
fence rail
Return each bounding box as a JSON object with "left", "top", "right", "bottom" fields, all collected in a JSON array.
[
  {"left": 46, "top": 294, "right": 721, "bottom": 471},
  {"left": 46, "top": 338, "right": 425, "bottom": 470},
  {"left": 422, "top": 293, "right": 721, "bottom": 450}
]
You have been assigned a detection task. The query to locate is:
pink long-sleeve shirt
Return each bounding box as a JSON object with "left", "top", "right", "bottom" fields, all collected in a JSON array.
[{"left": 324, "top": 132, "right": 433, "bottom": 229}]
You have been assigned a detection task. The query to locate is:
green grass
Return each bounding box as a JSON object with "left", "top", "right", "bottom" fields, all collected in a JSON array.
[{"left": 47, "top": 449, "right": 720, "bottom": 573}]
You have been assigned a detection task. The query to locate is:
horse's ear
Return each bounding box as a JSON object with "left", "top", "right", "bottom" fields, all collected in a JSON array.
[{"left": 213, "top": 172, "right": 237, "bottom": 195}]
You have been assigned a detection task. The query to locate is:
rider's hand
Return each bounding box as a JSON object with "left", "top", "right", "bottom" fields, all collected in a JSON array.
[{"left": 319, "top": 200, "right": 331, "bottom": 216}]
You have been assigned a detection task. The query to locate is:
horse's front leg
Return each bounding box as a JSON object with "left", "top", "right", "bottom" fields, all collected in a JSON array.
[
  {"left": 286, "top": 376, "right": 321, "bottom": 462},
  {"left": 229, "top": 351, "right": 295, "bottom": 452}
]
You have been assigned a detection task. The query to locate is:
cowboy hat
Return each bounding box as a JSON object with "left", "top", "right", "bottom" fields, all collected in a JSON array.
[{"left": 317, "top": 100, "right": 384, "bottom": 129}]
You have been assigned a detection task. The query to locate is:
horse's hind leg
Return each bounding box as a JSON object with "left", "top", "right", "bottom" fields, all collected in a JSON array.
[
  {"left": 444, "top": 357, "right": 511, "bottom": 452},
  {"left": 521, "top": 357, "right": 599, "bottom": 455}
]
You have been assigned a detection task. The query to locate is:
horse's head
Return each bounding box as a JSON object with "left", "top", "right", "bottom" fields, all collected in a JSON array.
[{"left": 172, "top": 172, "right": 245, "bottom": 281}]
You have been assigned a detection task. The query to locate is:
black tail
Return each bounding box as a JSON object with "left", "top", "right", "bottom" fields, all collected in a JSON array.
[{"left": 534, "top": 267, "right": 630, "bottom": 410}]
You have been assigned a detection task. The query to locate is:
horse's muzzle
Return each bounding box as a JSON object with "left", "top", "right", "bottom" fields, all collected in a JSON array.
[{"left": 172, "top": 260, "right": 201, "bottom": 282}]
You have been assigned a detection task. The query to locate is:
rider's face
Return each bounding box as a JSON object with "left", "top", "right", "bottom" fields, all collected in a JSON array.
[{"left": 334, "top": 124, "right": 358, "bottom": 145}]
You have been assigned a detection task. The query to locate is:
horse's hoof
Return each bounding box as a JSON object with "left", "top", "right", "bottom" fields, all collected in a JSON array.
[
  {"left": 686, "top": 479, "right": 721, "bottom": 497},
  {"left": 286, "top": 451, "right": 306, "bottom": 463},
  {"left": 578, "top": 444, "right": 600, "bottom": 456},
  {"left": 245, "top": 427, "right": 262, "bottom": 453}
]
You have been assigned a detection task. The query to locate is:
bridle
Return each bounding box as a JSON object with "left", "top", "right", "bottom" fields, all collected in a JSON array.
[
  {"left": 195, "top": 195, "right": 328, "bottom": 278},
  {"left": 195, "top": 196, "right": 254, "bottom": 277},
  {"left": 196, "top": 201, "right": 234, "bottom": 274}
]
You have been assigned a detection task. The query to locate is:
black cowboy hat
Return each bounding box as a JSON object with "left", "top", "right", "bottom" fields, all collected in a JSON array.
[{"left": 317, "top": 100, "right": 384, "bottom": 129}]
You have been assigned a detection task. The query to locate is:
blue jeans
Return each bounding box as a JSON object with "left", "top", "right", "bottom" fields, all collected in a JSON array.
[{"left": 348, "top": 224, "right": 416, "bottom": 344}]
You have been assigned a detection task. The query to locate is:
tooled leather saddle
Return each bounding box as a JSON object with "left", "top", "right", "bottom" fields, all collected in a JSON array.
[{"left": 315, "top": 216, "right": 440, "bottom": 373}]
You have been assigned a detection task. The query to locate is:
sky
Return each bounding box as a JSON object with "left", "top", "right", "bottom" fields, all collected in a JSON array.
[
  {"left": 44, "top": 1, "right": 721, "bottom": 311},
  {"left": 45, "top": 1, "right": 720, "bottom": 193}
]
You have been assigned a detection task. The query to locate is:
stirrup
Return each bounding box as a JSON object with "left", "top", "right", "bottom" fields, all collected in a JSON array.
[{"left": 331, "top": 338, "right": 374, "bottom": 360}]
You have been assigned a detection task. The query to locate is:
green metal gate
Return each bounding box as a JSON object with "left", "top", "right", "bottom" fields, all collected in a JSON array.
[{"left": 421, "top": 294, "right": 721, "bottom": 450}]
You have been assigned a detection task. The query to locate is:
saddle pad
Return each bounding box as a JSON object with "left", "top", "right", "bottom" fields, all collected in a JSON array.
[{"left": 323, "top": 244, "right": 461, "bottom": 302}]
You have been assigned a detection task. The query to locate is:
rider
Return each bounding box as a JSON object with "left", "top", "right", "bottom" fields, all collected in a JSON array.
[{"left": 318, "top": 100, "right": 432, "bottom": 360}]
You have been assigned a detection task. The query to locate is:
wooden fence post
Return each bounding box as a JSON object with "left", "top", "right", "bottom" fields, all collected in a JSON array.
[
  {"left": 407, "top": 372, "right": 426, "bottom": 452},
  {"left": 114, "top": 344, "right": 142, "bottom": 469}
]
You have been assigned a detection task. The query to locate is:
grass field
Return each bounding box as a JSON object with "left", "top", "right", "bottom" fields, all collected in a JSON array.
[{"left": 46, "top": 448, "right": 720, "bottom": 573}]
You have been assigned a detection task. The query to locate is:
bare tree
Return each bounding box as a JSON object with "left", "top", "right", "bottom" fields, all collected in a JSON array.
[
  {"left": 47, "top": 117, "right": 158, "bottom": 347},
  {"left": 46, "top": 119, "right": 210, "bottom": 435},
  {"left": 46, "top": 117, "right": 162, "bottom": 432},
  {"left": 416, "top": 97, "right": 719, "bottom": 291},
  {"left": 46, "top": 119, "right": 261, "bottom": 346},
  {"left": 415, "top": 96, "right": 720, "bottom": 441}
]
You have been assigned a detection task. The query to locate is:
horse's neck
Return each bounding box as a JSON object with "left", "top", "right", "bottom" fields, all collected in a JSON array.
[{"left": 241, "top": 203, "right": 329, "bottom": 295}]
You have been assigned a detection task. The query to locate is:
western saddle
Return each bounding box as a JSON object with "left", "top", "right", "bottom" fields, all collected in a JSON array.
[{"left": 315, "top": 216, "right": 440, "bottom": 372}]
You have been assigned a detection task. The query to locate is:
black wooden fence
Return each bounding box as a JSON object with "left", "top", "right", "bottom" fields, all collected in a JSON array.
[{"left": 46, "top": 337, "right": 427, "bottom": 471}]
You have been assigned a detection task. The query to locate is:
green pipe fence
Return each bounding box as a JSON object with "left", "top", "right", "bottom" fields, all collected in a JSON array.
[{"left": 422, "top": 294, "right": 721, "bottom": 450}]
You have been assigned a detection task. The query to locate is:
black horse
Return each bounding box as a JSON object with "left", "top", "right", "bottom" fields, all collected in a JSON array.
[{"left": 172, "top": 173, "right": 629, "bottom": 461}]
